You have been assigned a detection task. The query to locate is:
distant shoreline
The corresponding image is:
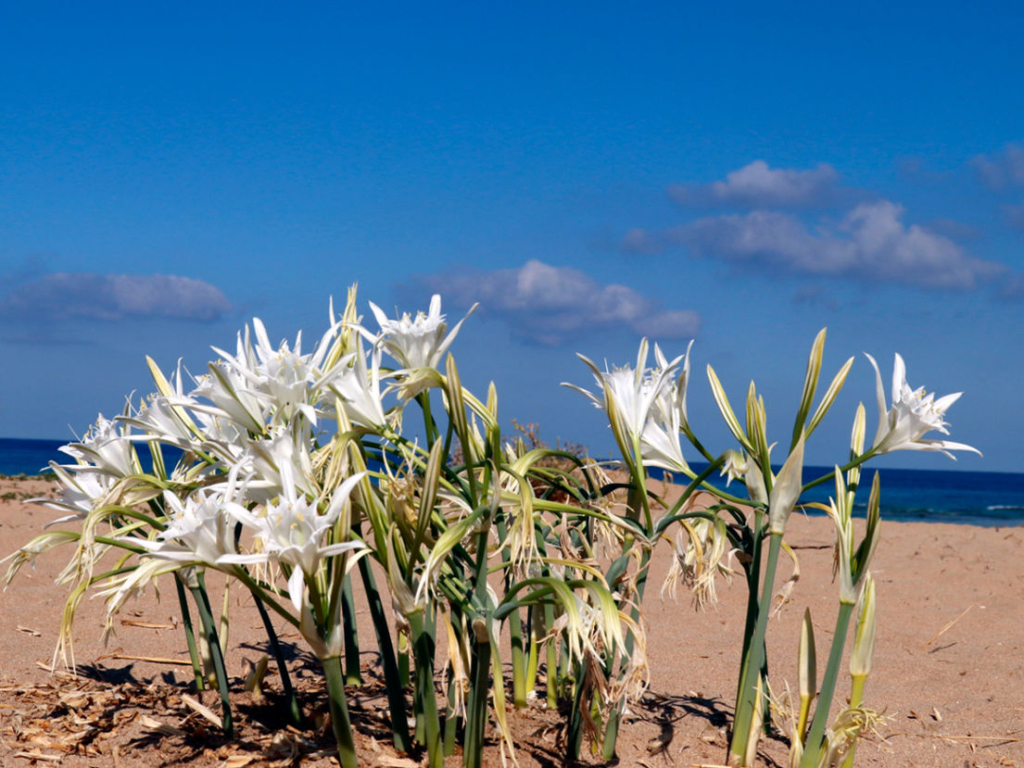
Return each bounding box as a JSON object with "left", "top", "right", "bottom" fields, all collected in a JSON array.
[{"left": 2, "top": 437, "right": 1021, "bottom": 526}]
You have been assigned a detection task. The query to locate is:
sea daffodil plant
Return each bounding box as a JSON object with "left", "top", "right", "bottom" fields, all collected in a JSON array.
[{"left": 4, "top": 289, "right": 977, "bottom": 768}]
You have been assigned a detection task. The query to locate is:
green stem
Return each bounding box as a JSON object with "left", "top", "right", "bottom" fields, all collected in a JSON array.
[
  {"left": 800, "top": 602, "right": 856, "bottom": 768},
  {"left": 190, "top": 575, "right": 233, "bottom": 737},
  {"left": 463, "top": 635, "right": 492, "bottom": 768},
  {"left": 509, "top": 603, "right": 526, "bottom": 708},
  {"left": 602, "top": 545, "right": 652, "bottom": 761},
  {"left": 729, "top": 532, "right": 783, "bottom": 765},
  {"left": 733, "top": 514, "right": 764, "bottom": 717},
  {"left": 532, "top": 525, "right": 560, "bottom": 710},
  {"left": 322, "top": 655, "right": 359, "bottom": 768},
  {"left": 841, "top": 675, "right": 868, "bottom": 768},
  {"left": 544, "top": 603, "right": 558, "bottom": 708},
  {"left": 228, "top": 567, "right": 300, "bottom": 628},
  {"left": 103, "top": 506, "right": 167, "bottom": 531},
  {"left": 497, "top": 515, "right": 527, "bottom": 708},
  {"left": 566, "top": 657, "right": 586, "bottom": 760},
  {"left": 664, "top": 456, "right": 728, "bottom": 519},
  {"left": 173, "top": 573, "right": 204, "bottom": 691},
  {"left": 252, "top": 593, "right": 301, "bottom": 727},
  {"left": 524, "top": 606, "right": 539, "bottom": 696},
  {"left": 92, "top": 535, "right": 147, "bottom": 554},
  {"left": 598, "top": 465, "right": 653, "bottom": 762},
  {"left": 417, "top": 391, "right": 440, "bottom": 447},
  {"left": 341, "top": 576, "right": 362, "bottom": 685},
  {"left": 443, "top": 675, "right": 460, "bottom": 757},
  {"left": 357, "top": 554, "right": 411, "bottom": 753},
  {"left": 409, "top": 611, "right": 442, "bottom": 767},
  {"left": 398, "top": 632, "right": 411, "bottom": 688},
  {"left": 802, "top": 450, "right": 877, "bottom": 493},
  {"left": 462, "top": 501, "right": 494, "bottom": 765}
]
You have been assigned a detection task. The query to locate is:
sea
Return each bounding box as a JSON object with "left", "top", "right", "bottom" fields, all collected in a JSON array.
[{"left": 2, "top": 437, "right": 1022, "bottom": 527}]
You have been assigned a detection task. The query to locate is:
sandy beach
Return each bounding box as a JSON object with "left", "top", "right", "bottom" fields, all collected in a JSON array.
[{"left": 1, "top": 474, "right": 1021, "bottom": 767}]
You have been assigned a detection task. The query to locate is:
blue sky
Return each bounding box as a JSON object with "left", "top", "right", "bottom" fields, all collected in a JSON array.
[{"left": 2, "top": 1, "right": 1021, "bottom": 471}]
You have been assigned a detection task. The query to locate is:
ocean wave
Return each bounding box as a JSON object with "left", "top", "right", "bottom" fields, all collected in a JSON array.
[{"left": 986, "top": 505, "right": 1024, "bottom": 511}]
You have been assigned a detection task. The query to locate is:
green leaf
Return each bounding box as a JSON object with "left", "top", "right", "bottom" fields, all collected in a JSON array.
[
  {"left": 792, "top": 328, "right": 826, "bottom": 451},
  {"left": 707, "top": 365, "right": 752, "bottom": 451},
  {"left": 806, "top": 356, "right": 855, "bottom": 437}
]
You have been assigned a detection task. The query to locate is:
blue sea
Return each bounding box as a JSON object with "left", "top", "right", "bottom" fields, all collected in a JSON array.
[
  {"left": 2, "top": 437, "right": 1022, "bottom": 527},
  {"left": 677, "top": 463, "right": 1024, "bottom": 527}
]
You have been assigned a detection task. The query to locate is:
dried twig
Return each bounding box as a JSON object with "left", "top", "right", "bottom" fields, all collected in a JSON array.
[
  {"left": 120, "top": 619, "right": 175, "bottom": 630},
  {"left": 110, "top": 653, "right": 193, "bottom": 666},
  {"left": 921, "top": 604, "right": 973, "bottom": 650}
]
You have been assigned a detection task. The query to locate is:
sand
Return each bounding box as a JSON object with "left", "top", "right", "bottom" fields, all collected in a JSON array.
[{"left": 1, "top": 474, "right": 1021, "bottom": 767}]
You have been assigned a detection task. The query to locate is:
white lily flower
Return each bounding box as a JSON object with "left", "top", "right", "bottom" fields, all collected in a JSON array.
[
  {"left": 133, "top": 487, "right": 244, "bottom": 566},
  {"left": 208, "top": 318, "right": 342, "bottom": 429},
  {"left": 564, "top": 339, "right": 683, "bottom": 463},
  {"left": 234, "top": 426, "right": 318, "bottom": 504},
  {"left": 218, "top": 467, "right": 367, "bottom": 614},
  {"left": 190, "top": 408, "right": 249, "bottom": 465},
  {"left": 865, "top": 353, "right": 980, "bottom": 459},
  {"left": 120, "top": 359, "right": 201, "bottom": 449},
  {"left": 719, "top": 450, "right": 748, "bottom": 487},
  {"left": 129, "top": 394, "right": 195, "bottom": 447},
  {"left": 330, "top": 335, "right": 389, "bottom": 430},
  {"left": 357, "top": 295, "right": 476, "bottom": 399},
  {"left": 190, "top": 366, "right": 268, "bottom": 436},
  {"left": 32, "top": 463, "right": 116, "bottom": 527},
  {"left": 59, "top": 413, "right": 139, "bottom": 479},
  {"left": 365, "top": 294, "right": 476, "bottom": 371},
  {"left": 640, "top": 341, "right": 693, "bottom": 474}
]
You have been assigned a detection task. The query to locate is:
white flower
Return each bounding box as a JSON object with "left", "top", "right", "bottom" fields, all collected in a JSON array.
[
  {"left": 358, "top": 295, "right": 476, "bottom": 399},
  {"left": 865, "top": 353, "right": 980, "bottom": 458},
  {"left": 133, "top": 487, "right": 244, "bottom": 566},
  {"left": 719, "top": 450, "right": 748, "bottom": 487},
  {"left": 208, "top": 318, "right": 341, "bottom": 428},
  {"left": 330, "top": 336, "right": 389, "bottom": 430},
  {"left": 33, "top": 463, "right": 116, "bottom": 527},
  {"left": 236, "top": 426, "right": 318, "bottom": 504},
  {"left": 564, "top": 339, "right": 683, "bottom": 463},
  {"left": 218, "top": 467, "right": 367, "bottom": 614},
  {"left": 190, "top": 368, "right": 267, "bottom": 436},
  {"left": 641, "top": 342, "right": 694, "bottom": 473},
  {"left": 118, "top": 359, "right": 205, "bottom": 453},
  {"left": 59, "top": 414, "right": 139, "bottom": 479}
]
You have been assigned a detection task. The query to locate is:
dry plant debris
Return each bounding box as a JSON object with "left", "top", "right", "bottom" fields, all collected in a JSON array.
[{"left": 0, "top": 669, "right": 411, "bottom": 767}]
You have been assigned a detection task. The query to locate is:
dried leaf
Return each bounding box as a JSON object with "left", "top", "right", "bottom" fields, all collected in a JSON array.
[
  {"left": 13, "top": 751, "right": 63, "bottom": 763},
  {"left": 120, "top": 619, "right": 174, "bottom": 629},
  {"left": 141, "top": 715, "right": 187, "bottom": 736},
  {"left": 181, "top": 693, "right": 223, "bottom": 729},
  {"left": 376, "top": 757, "right": 423, "bottom": 768}
]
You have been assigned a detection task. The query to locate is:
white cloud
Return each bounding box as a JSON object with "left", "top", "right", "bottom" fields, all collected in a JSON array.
[
  {"left": 973, "top": 143, "right": 1024, "bottom": 191},
  {"left": 620, "top": 227, "right": 664, "bottom": 255},
  {"left": 668, "top": 160, "right": 844, "bottom": 208},
  {"left": 404, "top": 259, "right": 700, "bottom": 345},
  {"left": 2, "top": 273, "right": 233, "bottom": 322},
  {"left": 672, "top": 201, "right": 1005, "bottom": 290}
]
